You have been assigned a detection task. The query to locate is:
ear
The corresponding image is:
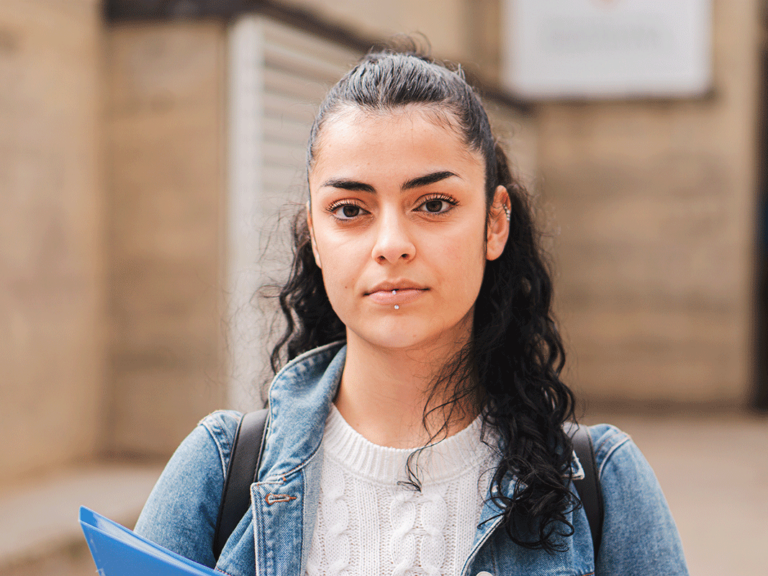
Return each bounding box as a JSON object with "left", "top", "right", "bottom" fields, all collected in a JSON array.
[
  {"left": 486, "top": 186, "right": 510, "bottom": 261},
  {"left": 307, "top": 202, "right": 322, "bottom": 268}
]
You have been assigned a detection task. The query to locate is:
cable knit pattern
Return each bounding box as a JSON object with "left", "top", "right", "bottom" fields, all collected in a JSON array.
[
  {"left": 390, "top": 491, "right": 417, "bottom": 576},
  {"left": 323, "top": 463, "right": 351, "bottom": 575},
  {"left": 420, "top": 486, "right": 448, "bottom": 576},
  {"left": 307, "top": 406, "right": 495, "bottom": 576}
]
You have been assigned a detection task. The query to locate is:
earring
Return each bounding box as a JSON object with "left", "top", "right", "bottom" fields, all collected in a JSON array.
[{"left": 502, "top": 205, "right": 511, "bottom": 222}]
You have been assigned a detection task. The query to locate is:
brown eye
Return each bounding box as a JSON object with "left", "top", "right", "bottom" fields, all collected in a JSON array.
[
  {"left": 424, "top": 200, "right": 444, "bottom": 213},
  {"left": 330, "top": 203, "right": 366, "bottom": 220},
  {"left": 342, "top": 205, "right": 360, "bottom": 218},
  {"left": 416, "top": 196, "right": 455, "bottom": 215}
]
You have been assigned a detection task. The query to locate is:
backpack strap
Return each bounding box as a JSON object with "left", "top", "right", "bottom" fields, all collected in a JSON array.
[
  {"left": 213, "top": 408, "right": 269, "bottom": 560},
  {"left": 568, "top": 422, "right": 604, "bottom": 560}
]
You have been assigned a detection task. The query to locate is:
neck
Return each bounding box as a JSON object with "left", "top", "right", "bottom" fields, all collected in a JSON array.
[{"left": 334, "top": 331, "right": 478, "bottom": 449}]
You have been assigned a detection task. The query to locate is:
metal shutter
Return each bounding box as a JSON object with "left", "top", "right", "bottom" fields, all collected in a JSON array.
[{"left": 227, "top": 16, "right": 360, "bottom": 409}]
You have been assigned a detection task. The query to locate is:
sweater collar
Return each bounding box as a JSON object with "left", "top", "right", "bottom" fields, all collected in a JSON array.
[{"left": 322, "top": 404, "right": 495, "bottom": 485}]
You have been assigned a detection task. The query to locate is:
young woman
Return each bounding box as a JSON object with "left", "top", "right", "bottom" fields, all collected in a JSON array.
[{"left": 135, "top": 50, "right": 689, "bottom": 576}]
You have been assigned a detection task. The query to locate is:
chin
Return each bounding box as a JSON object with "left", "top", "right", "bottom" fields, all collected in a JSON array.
[
  {"left": 351, "top": 329, "right": 424, "bottom": 351},
  {"left": 347, "top": 316, "right": 462, "bottom": 353}
]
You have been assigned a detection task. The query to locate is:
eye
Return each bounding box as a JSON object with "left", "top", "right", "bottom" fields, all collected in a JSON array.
[
  {"left": 328, "top": 201, "right": 367, "bottom": 220},
  {"left": 416, "top": 195, "right": 456, "bottom": 215}
]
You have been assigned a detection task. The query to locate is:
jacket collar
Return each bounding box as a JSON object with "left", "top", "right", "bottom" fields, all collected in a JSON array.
[{"left": 258, "top": 342, "right": 346, "bottom": 480}]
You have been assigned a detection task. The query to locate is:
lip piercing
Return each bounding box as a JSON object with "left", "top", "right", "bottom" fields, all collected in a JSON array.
[
  {"left": 392, "top": 290, "right": 397, "bottom": 294},
  {"left": 394, "top": 305, "right": 400, "bottom": 310}
]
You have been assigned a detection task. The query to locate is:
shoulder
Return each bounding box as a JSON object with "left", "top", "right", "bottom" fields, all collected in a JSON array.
[
  {"left": 586, "top": 423, "right": 668, "bottom": 496},
  {"left": 154, "top": 409, "right": 243, "bottom": 483},
  {"left": 586, "top": 423, "right": 633, "bottom": 480},
  {"left": 195, "top": 409, "right": 244, "bottom": 474},
  {"left": 585, "top": 423, "right": 667, "bottom": 513},
  {"left": 134, "top": 410, "right": 243, "bottom": 568},
  {"left": 585, "top": 424, "right": 689, "bottom": 575}
]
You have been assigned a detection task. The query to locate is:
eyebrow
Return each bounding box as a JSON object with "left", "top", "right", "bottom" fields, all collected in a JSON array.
[
  {"left": 402, "top": 171, "right": 458, "bottom": 190},
  {"left": 321, "top": 171, "right": 459, "bottom": 193}
]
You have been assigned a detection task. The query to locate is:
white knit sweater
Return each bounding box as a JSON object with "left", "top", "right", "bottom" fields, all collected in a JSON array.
[{"left": 305, "top": 406, "right": 495, "bottom": 576}]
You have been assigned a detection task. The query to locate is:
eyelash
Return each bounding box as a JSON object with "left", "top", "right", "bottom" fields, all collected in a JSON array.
[{"left": 326, "top": 194, "right": 458, "bottom": 221}]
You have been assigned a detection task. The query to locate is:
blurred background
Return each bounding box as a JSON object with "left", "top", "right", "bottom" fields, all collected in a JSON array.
[{"left": 0, "top": 0, "right": 766, "bottom": 574}]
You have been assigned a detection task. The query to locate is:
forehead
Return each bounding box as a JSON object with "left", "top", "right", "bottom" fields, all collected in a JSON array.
[{"left": 309, "top": 106, "right": 482, "bottom": 178}]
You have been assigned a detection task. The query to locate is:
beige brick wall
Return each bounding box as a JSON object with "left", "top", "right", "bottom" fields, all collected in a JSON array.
[
  {"left": 0, "top": 0, "right": 104, "bottom": 485},
  {"left": 105, "top": 22, "right": 227, "bottom": 456},
  {"left": 280, "top": 0, "right": 472, "bottom": 62},
  {"left": 536, "top": 0, "right": 761, "bottom": 407}
]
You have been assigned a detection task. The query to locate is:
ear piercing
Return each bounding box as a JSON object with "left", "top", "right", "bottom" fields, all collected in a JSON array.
[{"left": 502, "top": 205, "right": 511, "bottom": 221}]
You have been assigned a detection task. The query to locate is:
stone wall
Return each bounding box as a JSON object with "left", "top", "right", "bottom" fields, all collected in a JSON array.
[
  {"left": 535, "top": 0, "right": 761, "bottom": 407},
  {"left": 105, "top": 22, "right": 228, "bottom": 456},
  {"left": 0, "top": 0, "right": 104, "bottom": 486},
  {"left": 280, "top": 0, "right": 471, "bottom": 62}
]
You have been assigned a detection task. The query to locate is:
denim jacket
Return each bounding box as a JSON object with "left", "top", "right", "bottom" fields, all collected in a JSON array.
[{"left": 135, "top": 342, "right": 689, "bottom": 576}]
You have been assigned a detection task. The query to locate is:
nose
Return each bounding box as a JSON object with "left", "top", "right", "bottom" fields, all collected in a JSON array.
[{"left": 371, "top": 208, "right": 415, "bottom": 264}]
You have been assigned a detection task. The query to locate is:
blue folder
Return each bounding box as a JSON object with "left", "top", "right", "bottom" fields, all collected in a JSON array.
[{"left": 79, "top": 506, "right": 217, "bottom": 576}]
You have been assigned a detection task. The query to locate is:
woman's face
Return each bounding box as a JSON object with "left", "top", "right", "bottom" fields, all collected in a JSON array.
[{"left": 308, "top": 107, "right": 509, "bottom": 354}]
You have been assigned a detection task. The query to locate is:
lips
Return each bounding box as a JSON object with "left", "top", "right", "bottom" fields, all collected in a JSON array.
[{"left": 365, "top": 282, "right": 428, "bottom": 306}]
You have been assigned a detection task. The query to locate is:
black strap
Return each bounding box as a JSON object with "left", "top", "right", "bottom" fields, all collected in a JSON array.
[
  {"left": 568, "top": 423, "right": 604, "bottom": 560},
  {"left": 213, "top": 408, "right": 269, "bottom": 560}
]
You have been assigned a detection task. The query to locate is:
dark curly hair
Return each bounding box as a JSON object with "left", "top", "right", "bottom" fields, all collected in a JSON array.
[{"left": 269, "top": 49, "right": 579, "bottom": 552}]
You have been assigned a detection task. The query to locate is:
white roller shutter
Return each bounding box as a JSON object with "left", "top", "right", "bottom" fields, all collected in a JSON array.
[{"left": 227, "top": 16, "right": 360, "bottom": 410}]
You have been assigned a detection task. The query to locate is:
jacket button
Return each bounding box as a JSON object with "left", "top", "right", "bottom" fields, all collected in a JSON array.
[{"left": 477, "top": 572, "right": 493, "bottom": 576}]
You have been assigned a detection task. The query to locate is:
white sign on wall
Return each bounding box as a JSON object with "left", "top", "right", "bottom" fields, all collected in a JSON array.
[{"left": 501, "top": 0, "right": 713, "bottom": 99}]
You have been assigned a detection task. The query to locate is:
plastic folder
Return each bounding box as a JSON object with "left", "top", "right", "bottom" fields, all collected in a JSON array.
[{"left": 79, "top": 506, "right": 218, "bottom": 576}]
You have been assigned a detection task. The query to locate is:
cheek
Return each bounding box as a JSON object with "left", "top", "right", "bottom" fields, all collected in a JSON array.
[
  {"left": 434, "top": 229, "right": 488, "bottom": 298},
  {"left": 320, "top": 256, "right": 351, "bottom": 291},
  {"left": 315, "top": 235, "right": 363, "bottom": 308},
  {"left": 319, "top": 265, "right": 352, "bottom": 327}
]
